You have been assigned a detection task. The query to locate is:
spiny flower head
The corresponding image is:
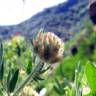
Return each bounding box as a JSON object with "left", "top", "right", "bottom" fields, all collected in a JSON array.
[{"left": 32, "top": 30, "right": 64, "bottom": 63}]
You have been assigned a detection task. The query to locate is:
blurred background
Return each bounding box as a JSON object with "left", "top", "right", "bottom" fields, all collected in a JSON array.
[
  {"left": 0, "top": 0, "right": 88, "bottom": 40},
  {"left": 0, "top": 0, "right": 96, "bottom": 96}
]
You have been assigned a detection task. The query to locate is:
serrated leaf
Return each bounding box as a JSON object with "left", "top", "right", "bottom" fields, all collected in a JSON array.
[
  {"left": 0, "top": 60, "right": 4, "bottom": 81},
  {"left": 8, "top": 69, "right": 19, "bottom": 93},
  {"left": 85, "top": 62, "right": 96, "bottom": 94}
]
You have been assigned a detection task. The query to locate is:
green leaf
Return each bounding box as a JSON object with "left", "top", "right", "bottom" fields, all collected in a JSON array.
[
  {"left": 0, "top": 40, "right": 3, "bottom": 65},
  {"left": 54, "top": 78, "right": 64, "bottom": 94},
  {"left": 40, "top": 66, "right": 50, "bottom": 74},
  {"left": 7, "top": 70, "right": 12, "bottom": 88},
  {"left": 8, "top": 69, "right": 19, "bottom": 93},
  {"left": 0, "top": 60, "right": 4, "bottom": 81},
  {"left": 33, "top": 76, "right": 44, "bottom": 82},
  {"left": 16, "top": 44, "right": 21, "bottom": 57},
  {"left": 0, "top": 40, "right": 3, "bottom": 81},
  {"left": 26, "top": 58, "right": 32, "bottom": 74},
  {"left": 85, "top": 61, "right": 96, "bottom": 94},
  {"left": 54, "top": 85, "right": 63, "bottom": 94}
]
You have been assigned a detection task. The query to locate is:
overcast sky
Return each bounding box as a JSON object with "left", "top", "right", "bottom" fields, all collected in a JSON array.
[{"left": 0, "top": 0, "right": 67, "bottom": 25}]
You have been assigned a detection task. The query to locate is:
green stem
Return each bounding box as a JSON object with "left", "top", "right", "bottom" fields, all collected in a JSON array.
[
  {"left": 1, "top": 81, "right": 10, "bottom": 96},
  {"left": 13, "top": 62, "right": 44, "bottom": 96}
]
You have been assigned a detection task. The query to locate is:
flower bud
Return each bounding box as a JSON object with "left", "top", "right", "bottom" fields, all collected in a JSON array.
[{"left": 32, "top": 31, "right": 64, "bottom": 63}]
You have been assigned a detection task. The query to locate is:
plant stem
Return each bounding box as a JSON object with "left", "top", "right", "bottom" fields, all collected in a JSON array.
[
  {"left": 1, "top": 81, "right": 10, "bottom": 96},
  {"left": 13, "top": 62, "right": 44, "bottom": 96}
]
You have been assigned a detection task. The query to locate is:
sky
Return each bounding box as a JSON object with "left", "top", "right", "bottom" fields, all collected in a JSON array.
[{"left": 0, "top": 0, "right": 67, "bottom": 26}]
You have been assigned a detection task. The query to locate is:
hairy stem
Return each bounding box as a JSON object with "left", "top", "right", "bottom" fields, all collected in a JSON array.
[{"left": 13, "top": 62, "right": 44, "bottom": 96}]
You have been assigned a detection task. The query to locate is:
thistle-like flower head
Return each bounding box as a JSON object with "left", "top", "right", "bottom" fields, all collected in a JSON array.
[{"left": 32, "top": 30, "right": 64, "bottom": 63}]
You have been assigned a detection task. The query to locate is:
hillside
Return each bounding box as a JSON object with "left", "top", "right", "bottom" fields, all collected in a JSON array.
[{"left": 0, "top": 0, "right": 89, "bottom": 41}]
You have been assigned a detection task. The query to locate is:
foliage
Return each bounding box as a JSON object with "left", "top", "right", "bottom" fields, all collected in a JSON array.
[{"left": 0, "top": 23, "right": 96, "bottom": 96}]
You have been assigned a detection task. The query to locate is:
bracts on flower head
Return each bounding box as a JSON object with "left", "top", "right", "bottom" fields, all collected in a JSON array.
[{"left": 31, "top": 29, "right": 64, "bottom": 63}]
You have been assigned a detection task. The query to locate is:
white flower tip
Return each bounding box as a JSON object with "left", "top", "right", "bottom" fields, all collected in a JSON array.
[{"left": 39, "top": 88, "right": 47, "bottom": 96}]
